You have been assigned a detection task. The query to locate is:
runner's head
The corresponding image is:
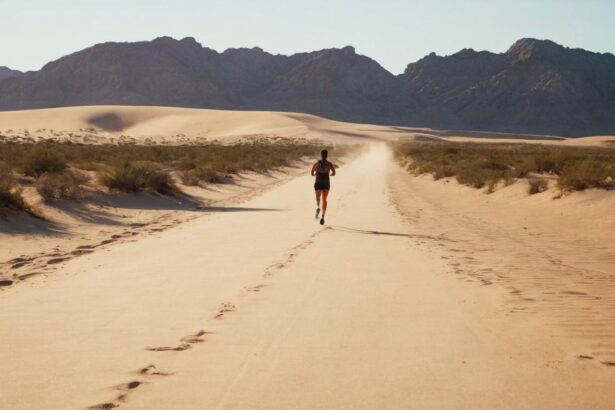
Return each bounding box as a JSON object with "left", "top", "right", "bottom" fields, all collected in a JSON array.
[{"left": 321, "top": 149, "right": 328, "bottom": 160}]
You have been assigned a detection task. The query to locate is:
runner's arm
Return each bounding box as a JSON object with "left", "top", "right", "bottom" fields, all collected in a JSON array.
[
  {"left": 310, "top": 162, "right": 317, "bottom": 176},
  {"left": 331, "top": 163, "right": 336, "bottom": 176}
]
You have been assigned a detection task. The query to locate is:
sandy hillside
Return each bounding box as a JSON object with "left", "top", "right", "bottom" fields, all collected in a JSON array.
[
  {"left": 1, "top": 144, "right": 614, "bottom": 409},
  {"left": 2, "top": 105, "right": 614, "bottom": 147},
  {"left": 0, "top": 106, "right": 399, "bottom": 144}
]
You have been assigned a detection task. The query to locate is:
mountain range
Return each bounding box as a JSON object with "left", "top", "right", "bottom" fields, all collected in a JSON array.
[
  {"left": 0, "top": 66, "right": 22, "bottom": 81},
  {"left": 1, "top": 37, "right": 614, "bottom": 136}
]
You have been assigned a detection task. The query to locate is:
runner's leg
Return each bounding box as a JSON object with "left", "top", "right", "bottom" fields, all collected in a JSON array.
[{"left": 321, "top": 190, "right": 329, "bottom": 216}]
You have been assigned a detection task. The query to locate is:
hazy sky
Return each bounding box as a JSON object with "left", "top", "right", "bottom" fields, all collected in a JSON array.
[{"left": 2, "top": 0, "right": 614, "bottom": 74}]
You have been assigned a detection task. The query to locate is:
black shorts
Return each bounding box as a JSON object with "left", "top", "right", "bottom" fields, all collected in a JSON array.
[{"left": 314, "top": 182, "right": 330, "bottom": 191}]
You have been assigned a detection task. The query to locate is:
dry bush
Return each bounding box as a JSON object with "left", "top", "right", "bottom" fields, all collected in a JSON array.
[
  {"left": 36, "top": 170, "right": 89, "bottom": 200},
  {"left": 528, "top": 178, "right": 548, "bottom": 194},
  {"left": 179, "top": 168, "right": 222, "bottom": 186},
  {"left": 393, "top": 141, "right": 615, "bottom": 193},
  {"left": 0, "top": 171, "right": 31, "bottom": 217},
  {"left": 23, "top": 147, "right": 67, "bottom": 177},
  {"left": 0, "top": 140, "right": 344, "bottom": 199},
  {"left": 99, "top": 162, "right": 175, "bottom": 195},
  {"left": 558, "top": 160, "right": 615, "bottom": 191}
]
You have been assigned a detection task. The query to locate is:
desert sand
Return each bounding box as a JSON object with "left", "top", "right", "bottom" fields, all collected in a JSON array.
[
  {"left": 0, "top": 106, "right": 389, "bottom": 145},
  {"left": 1, "top": 107, "right": 615, "bottom": 409},
  {"left": 2, "top": 105, "right": 614, "bottom": 146}
]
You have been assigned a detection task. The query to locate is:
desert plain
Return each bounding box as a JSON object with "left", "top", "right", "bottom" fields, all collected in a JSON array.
[{"left": 0, "top": 106, "right": 614, "bottom": 409}]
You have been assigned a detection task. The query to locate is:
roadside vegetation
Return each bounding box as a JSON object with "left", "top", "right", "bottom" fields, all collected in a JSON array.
[
  {"left": 0, "top": 167, "right": 35, "bottom": 217},
  {"left": 392, "top": 141, "right": 615, "bottom": 193},
  {"left": 0, "top": 140, "right": 332, "bottom": 216}
]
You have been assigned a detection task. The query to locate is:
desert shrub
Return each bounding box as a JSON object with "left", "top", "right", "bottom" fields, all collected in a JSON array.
[
  {"left": 528, "top": 178, "right": 548, "bottom": 194},
  {"left": 179, "top": 167, "right": 222, "bottom": 186},
  {"left": 36, "top": 170, "right": 89, "bottom": 200},
  {"left": 393, "top": 141, "right": 615, "bottom": 193},
  {"left": 23, "top": 147, "right": 67, "bottom": 177},
  {"left": 99, "top": 162, "right": 175, "bottom": 195},
  {"left": 558, "top": 160, "right": 615, "bottom": 191},
  {"left": 0, "top": 140, "right": 346, "bottom": 200},
  {"left": 0, "top": 172, "right": 30, "bottom": 217}
]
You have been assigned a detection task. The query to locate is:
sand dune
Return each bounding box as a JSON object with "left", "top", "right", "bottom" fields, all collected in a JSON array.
[
  {"left": 2, "top": 105, "right": 613, "bottom": 147},
  {"left": 0, "top": 106, "right": 393, "bottom": 144},
  {"left": 0, "top": 106, "right": 615, "bottom": 146}
]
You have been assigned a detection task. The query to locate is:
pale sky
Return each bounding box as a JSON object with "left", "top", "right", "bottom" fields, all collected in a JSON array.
[{"left": 1, "top": 0, "right": 614, "bottom": 74}]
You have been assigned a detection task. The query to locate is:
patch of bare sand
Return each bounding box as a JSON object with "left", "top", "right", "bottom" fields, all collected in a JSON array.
[
  {"left": 389, "top": 165, "right": 615, "bottom": 368},
  {"left": 0, "top": 165, "right": 309, "bottom": 292}
]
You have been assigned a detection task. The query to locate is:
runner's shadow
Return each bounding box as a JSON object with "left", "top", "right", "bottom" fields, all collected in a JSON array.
[{"left": 325, "top": 225, "right": 452, "bottom": 242}]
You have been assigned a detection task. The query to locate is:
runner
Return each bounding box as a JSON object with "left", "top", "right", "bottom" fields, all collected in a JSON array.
[{"left": 311, "top": 149, "right": 336, "bottom": 225}]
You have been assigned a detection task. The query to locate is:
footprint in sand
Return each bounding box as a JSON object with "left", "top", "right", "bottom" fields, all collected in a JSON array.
[
  {"left": 10, "top": 261, "right": 30, "bottom": 269},
  {"left": 71, "top": 249, "right": 94, "bottom": 256},
  {"left": 116, "top": 381, "right": 143, "bottom": 391},
  {"left": 215, "top": 302, "right": 236, "bottom": 319},
  {"left": 47, "top": 257, "right": 70, "bottom": 265},
  {"left": 146, "top": 330, "right": 210, "bottom": 352},
  {"left": 139, "top": 364, "right": 172, "bottom": 376},
  {"left": 0, "top": 279, "right": 14, "bottom": 287},
  {"left": 76, "top": 245, "right": 97, "bottom": 250},
  {"left": 17, "top": 272, "right": 43, "bottom": 281},
  {"left": 89, "top": 380, "right": 145, "bottom": 410},
  {"left": 180, "top": 330, "right": 210, "bottom": 344},
  {"left": 245, "top": 284, "right": 267, "bottom": 292},
  {"left": 146, "top": 343, "right": 191, "bottom": 352},
  {"left": 89, "top": 403, "right": 119, "bottom": 410}
]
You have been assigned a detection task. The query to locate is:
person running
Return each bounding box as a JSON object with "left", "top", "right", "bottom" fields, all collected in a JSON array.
[{"left": 311, "top": 149, "right": 336, "bottom": 225}]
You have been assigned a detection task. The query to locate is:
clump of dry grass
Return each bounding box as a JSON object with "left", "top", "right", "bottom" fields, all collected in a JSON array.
[
  {"left": 392, "top": 141, "right": 615, "bottom": 192},
  {"left": 36, "top": 170, "right": 89, "bottom": 200},
  {"left": 179, "top": 167, "right": 223, "bottom": 186},
  {"left": 0, "top": 169, "right": 32, "bottom": 217},
  {"left": 22, "top": 147, "right": 67, "bottom": 177},
  {"left": 99, "top": 162, "right": 175, "bottom": 195},
  {"left": 528, "top": 178, "right": 548, "bottom": 194}
]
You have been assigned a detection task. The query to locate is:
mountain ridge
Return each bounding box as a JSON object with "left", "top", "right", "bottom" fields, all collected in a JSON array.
[
  {"left": 0, "top": 66, "right": 22, "bottom": 81},
  {"left": 1, "top": 37, "right": 614, "bottom": 136}
]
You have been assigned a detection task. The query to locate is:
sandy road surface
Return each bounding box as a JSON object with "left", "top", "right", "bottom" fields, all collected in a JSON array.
[{"left": 1, "top": 145, "right": 613, "bottom": 409}]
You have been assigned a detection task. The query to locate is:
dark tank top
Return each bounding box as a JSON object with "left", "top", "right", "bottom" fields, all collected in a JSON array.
[{"left": 315, "top": 160, "right": 332, "bottom": 185}]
